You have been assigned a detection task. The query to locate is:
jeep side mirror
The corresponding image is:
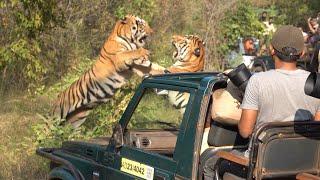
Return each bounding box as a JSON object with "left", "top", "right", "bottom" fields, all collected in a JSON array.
[
  {"left": 111, "top": 123, "right": 124, "bottom": 149},
  {"left": 305, "top": 72, "right": 320, "bottom": 99}
]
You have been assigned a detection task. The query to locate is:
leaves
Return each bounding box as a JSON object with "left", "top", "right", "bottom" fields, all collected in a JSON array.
[
  {"left": 219, "top": 1, "right": 265, "bottom": 55},
  {"left": 0, "top": 0, "right": 65, "bottom": 93},
  {"left": 113, "top": 0, "right": 157, "bottom": 22}
]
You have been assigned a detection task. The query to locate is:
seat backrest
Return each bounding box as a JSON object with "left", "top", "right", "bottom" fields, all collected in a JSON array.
[
  {"left": 211, "top": 87, "right": 241, "bottom": 126},
  {"left": 207, "top": 121, "right": 248, "bottom": 147},
  {"left": 251, "top": 121, "right": 320, "bottom": 179}
]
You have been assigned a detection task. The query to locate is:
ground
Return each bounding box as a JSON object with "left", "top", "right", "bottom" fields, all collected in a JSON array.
[{"left": 0, "top": 95, "right": 50, "bottom": 179}]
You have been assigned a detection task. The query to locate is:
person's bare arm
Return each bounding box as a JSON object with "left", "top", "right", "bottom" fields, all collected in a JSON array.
[
  {"left": 314, "top": 111, "right": 320, "bottom": 121},
  {"left": 238, "top": 109, "right": 258, "bottom": 138},
  {"left": 308, "top": 18, "right": 316, "bottom": 34}
]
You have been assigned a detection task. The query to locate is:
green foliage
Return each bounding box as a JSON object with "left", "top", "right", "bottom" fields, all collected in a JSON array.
[
  {"left": 13, "top": 0, "right": 65, "bottom": 38},
  {"left": 275, "top": 0, "right": 320, "bottom": 26},
  {"left": 0, "top": 39, "right": 46, "bottom": 92},
  {"left": 0, "top": 0, "right": 64, "bottom": 93},
  {"left": 219, "top": 1, "right": 265, "bottom": 55},
  {"left": 112, "top": 0, "right": 157, "bottom": 22},
  {"left": 33, "top": 115, "right": 85, "bottom": 147},
  {"left": 128, "top": 89, "right": 183, "bottom": 130}
]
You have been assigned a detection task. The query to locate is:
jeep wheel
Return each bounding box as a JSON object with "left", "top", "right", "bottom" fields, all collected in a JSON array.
[{"left": 49, "top": 167, "right": 75, "bottom": 180}]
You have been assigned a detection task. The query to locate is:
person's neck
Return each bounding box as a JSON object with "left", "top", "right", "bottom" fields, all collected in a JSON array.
[{"left": 274, "top": 58, "right": 297, "bottom": 71}]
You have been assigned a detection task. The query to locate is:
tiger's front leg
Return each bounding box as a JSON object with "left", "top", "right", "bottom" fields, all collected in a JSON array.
[
  {"left": 114, "top": 48, "right": 150, "bottom": 71},
  {"left": 149, "top": 63, "right": 166, "bottom": 75}
]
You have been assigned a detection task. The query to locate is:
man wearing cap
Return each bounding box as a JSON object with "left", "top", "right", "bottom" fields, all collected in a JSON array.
[
  {"left": 239, "top": 25, "right": 320, "bottom": 139},
  {"left": 203, "top": 25, "right": 320, "bottom": 180}
]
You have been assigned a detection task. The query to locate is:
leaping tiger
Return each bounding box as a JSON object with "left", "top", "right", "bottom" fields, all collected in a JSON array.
[{"left": 53, "top": 15, "right": 153, "bottom": 128}]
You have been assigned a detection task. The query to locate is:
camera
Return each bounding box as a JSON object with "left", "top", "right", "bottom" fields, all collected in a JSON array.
[
  {"left": 304, "top": 72, "right": 320, "bottom": 99},
  {"left": 226, "top": 63, "right": 252, "bottom": 92}
]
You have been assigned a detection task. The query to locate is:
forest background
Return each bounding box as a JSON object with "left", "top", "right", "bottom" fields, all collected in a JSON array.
[{"left": 0, "top": 0, "right": 319, "bottom": 179}]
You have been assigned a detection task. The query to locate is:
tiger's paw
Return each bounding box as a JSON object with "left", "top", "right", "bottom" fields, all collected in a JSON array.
[
  {"left": 134, "top": 48, "right": 151, "bottom": 67},
  {"left": 138, "top": 48, "right": 150, "bottom": 60}
]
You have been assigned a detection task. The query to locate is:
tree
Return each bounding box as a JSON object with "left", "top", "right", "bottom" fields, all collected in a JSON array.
[{"left": 0, "top": 0, "right": 64, "bottom": 93}]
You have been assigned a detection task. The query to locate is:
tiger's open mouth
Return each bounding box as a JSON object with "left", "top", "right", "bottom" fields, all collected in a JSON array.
[
  {"left": 136, "top": 34, "right": 150, "bottom": 47},
  {"left": 138, "top": 35, "right": 148, "bottom": 44}
]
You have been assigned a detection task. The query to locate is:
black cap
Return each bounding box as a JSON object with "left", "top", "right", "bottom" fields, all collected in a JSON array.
[{"left": 271, "top": 25, "right": 304, "bottom": 56}]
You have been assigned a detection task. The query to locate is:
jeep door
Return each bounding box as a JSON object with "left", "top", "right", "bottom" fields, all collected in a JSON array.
[{"left": 107, "top": 82, "right": 196, "bottom": 180}]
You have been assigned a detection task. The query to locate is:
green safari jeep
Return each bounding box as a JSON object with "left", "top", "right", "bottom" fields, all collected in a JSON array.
[{"left": 37, "top": 72, "right": 320, "bottom": 180}]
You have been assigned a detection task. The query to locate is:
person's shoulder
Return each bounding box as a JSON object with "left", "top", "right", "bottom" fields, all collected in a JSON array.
[
  {"left": 256, "top": 69, "right": 309, "bottom": 77},
  {"left": 247, "top": 71, "right": 269, "bottom": 84},
  {"left": 251, "top": 70, "right": 277, "bottom": 79},
  {"left": 295, "top": 69, "right": 310, "bottom": 75}
]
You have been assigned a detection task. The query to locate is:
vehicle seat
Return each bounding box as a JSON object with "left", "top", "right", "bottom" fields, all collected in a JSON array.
[
  {"left": 254, "top": 123, "right": 320, "bottom": 179},
  {"left": 207, "top": 121, "right": 248, "bottom": 147},
  {"left": 214, "top": 121, "right": 320, "bottom": 179},
  {"left": 211, "top": 85, "right": 242, "bottom": 126},
  {"left": 198, "top": 122, "right": 249, "bottom": 179},
  {"left": 223, "top": 172, "right": 246, "bottom": 180}
]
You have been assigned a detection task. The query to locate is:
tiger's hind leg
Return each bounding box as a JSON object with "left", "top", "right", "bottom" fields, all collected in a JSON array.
[{"left": 66, "top": 107, "right": 92, "bottom": 128}]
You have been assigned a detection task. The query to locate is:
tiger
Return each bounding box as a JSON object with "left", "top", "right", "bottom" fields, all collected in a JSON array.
[
  {"left": 166, "top": 35, "right": 205, "bottom": 113},
  {"left": 134, "top": 35, "right": 205, "bottom": 75},
  {"left": 166, "top": 35, "right": 205, "bottom": 73},
  {"left": 134, "top": 35, "right": 206, "bottom": 114},
  {"left": 53, "top": 15, "right": 153, "bottom": 128}
]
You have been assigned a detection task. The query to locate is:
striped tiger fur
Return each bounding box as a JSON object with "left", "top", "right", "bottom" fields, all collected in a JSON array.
[
  {"left": 53, "top": 15, "right": 153, "bottom": 128},
  {"left": 167, "top": 35, "right": 205, "bottom": 113},
  {"left": 134, "top": 35, "right": 205, "bottom": 75},
  {"left": 141, "top": 35, "right": 206, "bottom": 114}
]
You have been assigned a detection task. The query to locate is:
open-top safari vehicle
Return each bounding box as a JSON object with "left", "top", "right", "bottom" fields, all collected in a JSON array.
[{"left": 37, "top": 66, "right": 320, "bottom": 180}]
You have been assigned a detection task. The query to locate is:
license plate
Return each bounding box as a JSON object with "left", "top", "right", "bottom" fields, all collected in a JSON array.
[{"left": 120, "top": 158, "right": 154, "bottom": 180}]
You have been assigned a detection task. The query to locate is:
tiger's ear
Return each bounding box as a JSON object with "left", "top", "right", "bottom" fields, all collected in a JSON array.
[
  {"left": 121, "top": 16, "right": 128, "bottom": 24},
  {"left": 194, "top": 48, "right": 201, "bottom": 57}
]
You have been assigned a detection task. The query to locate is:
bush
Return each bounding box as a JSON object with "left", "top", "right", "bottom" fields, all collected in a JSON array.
[
  {"left": 219, "top": 1, "right": 265, "bottom": 56},
  {"left": 0, "top": 0, "right": 64, "bottom": 93}
]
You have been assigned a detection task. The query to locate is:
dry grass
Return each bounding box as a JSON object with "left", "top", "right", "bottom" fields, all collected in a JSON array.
[{"left": 0, "top": 95, "right": 51, "bottom": 180}]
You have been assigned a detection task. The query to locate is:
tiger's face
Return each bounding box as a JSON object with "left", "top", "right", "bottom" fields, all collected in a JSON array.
[
  {"left": 120, "top": 15, "right": 153, "bottom": 48},
  {"left": 171, "top": 35, "right": 205, "bottom": 71},
  {"left": 172, "top": 35, "right": 205, "bottom": 62}
]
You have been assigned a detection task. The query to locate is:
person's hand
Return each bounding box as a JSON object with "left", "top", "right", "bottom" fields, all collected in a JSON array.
[{"left": 308, "top": 17, "right": 311, "bottom": 22}]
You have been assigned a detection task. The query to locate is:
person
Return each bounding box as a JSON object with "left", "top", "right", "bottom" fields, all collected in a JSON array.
[
  {"left": 259, "top": 12, "right": 276, "bottom": 56},
  {"left": 260, "top": 11, "right": 268, "bottom": 22},
  {"left": 203, "top": 25, "right": 320, "bottom": 180},
  {"left": 260, "top": 11, "right": 276, "bottom": 36},
  {"left": 239, "top": 25, "right": 320, "bottom": 139},
  {"left": 241, "top": 37, "right": 256, "bottom": 56},
  {"left": 262, "top": 17, "right": 276, "bottom": 36},
  {"left": 227, "top": 37, "right": 257, "bottom": 68},
  {"left": 308, "top": 17, "right": 319, "bottom": 35}
]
